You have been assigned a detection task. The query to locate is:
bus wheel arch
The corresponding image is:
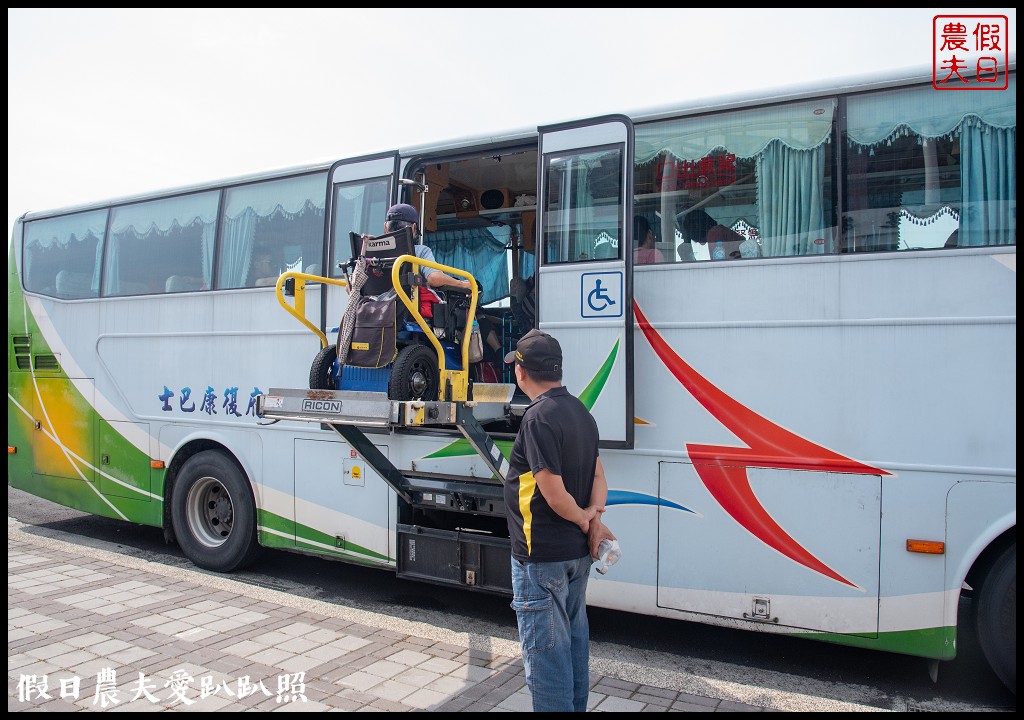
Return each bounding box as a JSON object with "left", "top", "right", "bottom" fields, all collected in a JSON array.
[
  {"left": 166, "top": 445, "right": 262, "bottom": 573},
  {"left": 161, "top": 439, "right": 223, "bottom": 545},
  {"left": 971, "top": 537, "right": 1016, "bottom": 695}
]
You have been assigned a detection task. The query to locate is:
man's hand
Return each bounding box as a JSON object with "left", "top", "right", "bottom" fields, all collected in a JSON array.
[
  {"left": 575, "top": 505, "right": 599, "bottom": 535},
  {"left": 588, "top": 511, "right": 617, "bottom": 559}
]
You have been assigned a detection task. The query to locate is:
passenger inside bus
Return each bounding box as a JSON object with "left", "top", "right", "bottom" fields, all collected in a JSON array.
[
  {"left": 475, "top": 314, "right": 504, "bottom": 367},
  {"left": 251, "top": 251, "right": 280, "bottom": 287},
  {"left": 380, "top": 204, "right": 502, "bottom": 365},
  {"left": 678, "top": 208, "right": 755, "bottom": 261},
  {"left": 510, "top": 274, "right": 536, "bottom": 333},
  {"left": 633, "top": 215, "right": 665, "bottom": 264},
  {"left": 382, "top": 204, "right": 474, "bottom": 294}
]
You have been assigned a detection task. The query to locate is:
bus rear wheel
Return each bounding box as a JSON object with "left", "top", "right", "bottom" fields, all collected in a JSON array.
[
  {"left": 171, "top": 450, "right": 261, "bottom": 573},
  {"left": 975, "top": 543, "right": 1015, "bottom": 695}
]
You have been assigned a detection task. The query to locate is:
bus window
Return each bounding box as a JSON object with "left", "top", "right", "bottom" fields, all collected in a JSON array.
[
  {"left": 23, "top": 209, "right": 108, "bottom": 299},
  {"left": 845, "top": 77, "right": 1016, "bottom": 252},
  {"left": 217, "top": 172, "right": 327, "bottom": 289},
  {"left": 105, "top": 192, "right": 219, "bottom": 296},
  {"left": 329, "top": 177, "right": 390, "bottom": 276},
  {"left": 635, "top": 99, "right": 837, "bottom": 261},
  {"left": 543, "top": 148, "right": 623, "bottom": 264}
]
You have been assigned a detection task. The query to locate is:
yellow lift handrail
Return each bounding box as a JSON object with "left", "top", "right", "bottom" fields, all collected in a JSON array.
[
  {"left": 391, "top": 254, "right": 478, "bottom": 402},
  {"left": 273, "top": 271, "right": 348, "bottom": 349},
  {"left": 272, "top": 258, "right": 478, "bottom": 403}
]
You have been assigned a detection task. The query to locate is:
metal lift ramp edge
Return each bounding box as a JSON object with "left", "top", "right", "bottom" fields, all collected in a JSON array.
[{"left": 255, "top": 386, "right": 516, "bottom": 503}]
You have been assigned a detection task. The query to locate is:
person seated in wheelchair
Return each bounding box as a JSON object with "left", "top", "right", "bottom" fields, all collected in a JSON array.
[
  {"left": 382, "top": 203, "right": 473, "bottom": 297},
  {"left": 380, "top": 204, "right": 497, "bottom": 348},
  {"left": 320, "top": 203, "right": 501, "bottom": 399}
]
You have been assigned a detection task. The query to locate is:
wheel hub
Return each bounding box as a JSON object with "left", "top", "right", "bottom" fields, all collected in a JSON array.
[
  {"left": 409, "top": 369, "right": 429, "bottom": 396},
  {"left": 186, "top": 476, "right": 234, "bottom": 547}
]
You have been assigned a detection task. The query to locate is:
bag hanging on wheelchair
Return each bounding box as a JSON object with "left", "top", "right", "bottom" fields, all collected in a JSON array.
[
  {"left": 467, "top": 320, "right": 484, "bottom": 363},
  {"left": 347, "top": 296, "right": 398, "bottom": 368}
]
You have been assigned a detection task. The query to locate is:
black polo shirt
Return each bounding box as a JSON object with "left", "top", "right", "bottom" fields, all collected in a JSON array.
[{"left": 504, "top": 386, "right": 600, "bottom": 563}]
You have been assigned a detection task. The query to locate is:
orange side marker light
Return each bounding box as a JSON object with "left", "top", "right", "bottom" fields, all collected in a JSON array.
[{"left": 906, "top": 539, "right": 945, "bottom": 555}]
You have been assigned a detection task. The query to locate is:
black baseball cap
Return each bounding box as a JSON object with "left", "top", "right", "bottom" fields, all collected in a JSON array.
[
  {"left": 385, "top": 203, "right": 419, "bottom": 223},
  {"left": 504, "top": 329, "right": 562, "bottom": 372}
]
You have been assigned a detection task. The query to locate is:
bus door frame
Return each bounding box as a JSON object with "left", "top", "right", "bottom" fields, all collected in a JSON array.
[
  {"left": 322, "top": 153, "right": 401, "bottom": 336},
  {"left": 536, "top": 116, "right": 634, "bottom": 448}
]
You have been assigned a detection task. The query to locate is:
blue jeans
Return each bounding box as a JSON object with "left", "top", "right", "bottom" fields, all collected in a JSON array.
[{"left": 510, "top": 555, "right": 592, "bottom": 712}]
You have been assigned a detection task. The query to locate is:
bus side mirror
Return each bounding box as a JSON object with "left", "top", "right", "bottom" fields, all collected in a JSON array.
[{"left": 284, "top": 277, "right": 295, "bottom": 297}]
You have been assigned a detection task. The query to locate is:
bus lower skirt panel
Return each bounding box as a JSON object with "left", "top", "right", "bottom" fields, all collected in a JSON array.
[{"left": 396, "top": 524, "right": 511, "bottom": 595}]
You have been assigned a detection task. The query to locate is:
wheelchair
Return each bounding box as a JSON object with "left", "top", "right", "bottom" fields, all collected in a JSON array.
[{"left": 308, "top": 227, "right": 478, "bottom": 401}]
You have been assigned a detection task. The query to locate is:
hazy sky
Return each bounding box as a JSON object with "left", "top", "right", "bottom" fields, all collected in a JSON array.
[{"left": 7, "top": 8, "right": 1017, "bottom": 238}]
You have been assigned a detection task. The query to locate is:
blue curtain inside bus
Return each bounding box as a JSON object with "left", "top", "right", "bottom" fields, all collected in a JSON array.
[
  {"left": 22, "top": 209, "right": 108, "bottom": 298},
  {"left": 756, "top": 140, "right": 829, "bottom": 256},
  {"left": 106, "top": 193, "right": 219, "bottom": 296},
  {"left": 846, "top": 75, "right": 1016, "bottom": 249},
  {"left": 960, "top": 118, "right": 1015, "bottom": 247},
  {"left": 635, "top": 98, "right": 836, "bottom": 259},
  {"left": 425, "top": 225, "right": 511, "bottom": 304},
  {"left": 218, "top": 173, "right": 327, "bottom": 289}
]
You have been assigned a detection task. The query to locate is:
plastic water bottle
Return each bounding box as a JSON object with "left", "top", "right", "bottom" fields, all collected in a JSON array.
[
  {"left": 593, "top": 538, "right": 621, "bottom": 575},
  {"left": 712, "top": 239, "right": 726, "bottom": 260}
]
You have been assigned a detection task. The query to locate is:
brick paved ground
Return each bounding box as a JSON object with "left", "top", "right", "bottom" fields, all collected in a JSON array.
[{"left": 8, "top": 519, "right": 783, "bottom": 712}]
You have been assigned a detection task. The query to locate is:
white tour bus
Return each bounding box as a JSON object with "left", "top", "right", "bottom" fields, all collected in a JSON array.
[{"left": 8, "top": 65, "right": 1015, "bottom": 693}]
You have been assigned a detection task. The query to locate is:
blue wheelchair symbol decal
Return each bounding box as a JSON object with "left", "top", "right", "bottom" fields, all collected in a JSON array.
[
  {"left": 588, "top": 280, "right": 616, "bottom": 311},
  {"left": 581, "top": 272, "right": 623, "bottom": 318}
]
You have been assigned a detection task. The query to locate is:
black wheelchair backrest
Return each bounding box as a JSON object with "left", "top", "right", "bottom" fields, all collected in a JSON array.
[
  {"left": 350, "top": 226, "right": 414, "bottom": 261},
  {"left": 354, "top": 226, "right": 416, "bottom": 297}
]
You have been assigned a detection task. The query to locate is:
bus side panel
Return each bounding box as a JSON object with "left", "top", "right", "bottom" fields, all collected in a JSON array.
[
  {"left": 657, "top": 462, "right": 881, "bottom": 635},
  {"left": 10, "top": 275, "right": 161, "bottom": 525},
  {"left": 946, "top": 480, "right": 1017, "bottom": 613},
  {"left": 623, "top": 251, "right": 1013, "bottom": 656},
  {"left": 581, "top": 453, "right": 663, "bottom": 614},
  {"left": 91, "top": 289, "right": 326, "bottom": 546},
  {"left": 293, "top": 438, "right": 395, "bottom": 567},
  {"left": 9, "top": 277, "right": 39, "bottom": 485},
  {"left": 630, "top": 252, "right": 1015, "bottom": 472},
  {"left": 93, "top": 292, "right": 319, "bottom": 423},
  {"left": 7, "top": 376, "right": 36, "bottom": 491},
  {"left": 97, "top": 421, "right": 152, "bottom": 500}
]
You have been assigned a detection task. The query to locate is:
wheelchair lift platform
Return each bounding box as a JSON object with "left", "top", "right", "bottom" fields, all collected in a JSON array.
[
  {"left": 255, "top": 386, "right": 515, "bottom": 505},
  {"left": 264, "top": 246, "right": 522, "bottom": 593}
]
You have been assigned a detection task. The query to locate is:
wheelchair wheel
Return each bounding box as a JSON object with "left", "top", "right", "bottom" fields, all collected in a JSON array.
[
  {"left": 389, "top": 344, "right": 439, "bottom": 401},
  {"left": 309, "top": 344, "right": 340, "bottom": 390}
]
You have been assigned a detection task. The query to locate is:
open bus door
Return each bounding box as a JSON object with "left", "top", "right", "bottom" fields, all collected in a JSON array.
[
  {"left": 537, "top": 118, "right": 633, "bottom": 447},
  {"left": 285, "top": 153, "right": 399, "bottom": 560},
  {"left": 322, "top": 153, "right": 399, "bottom": 334}
]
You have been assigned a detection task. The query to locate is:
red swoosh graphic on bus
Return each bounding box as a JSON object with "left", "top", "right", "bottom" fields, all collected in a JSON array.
[{"left": 635, "top": 301, "right": 890, "bottom": 588}]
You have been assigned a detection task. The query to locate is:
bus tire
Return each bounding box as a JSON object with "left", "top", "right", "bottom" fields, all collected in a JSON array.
[
  {"left": 309, "top": 344, "right": 339, "bottom": 390},
  {"left": 389, "top": 343, "right": 439, "bottom": 401},
  {"left": 171, "top": 450, "right": 261, "bottom": 573},
  {"left": 975, "top": 543, "right": 1015, "bottom": 694}
]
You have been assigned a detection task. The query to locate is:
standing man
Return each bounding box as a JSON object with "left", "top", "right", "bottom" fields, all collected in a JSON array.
[{"left": 503, "top": 329, "right": 610, "bottom": 712}]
